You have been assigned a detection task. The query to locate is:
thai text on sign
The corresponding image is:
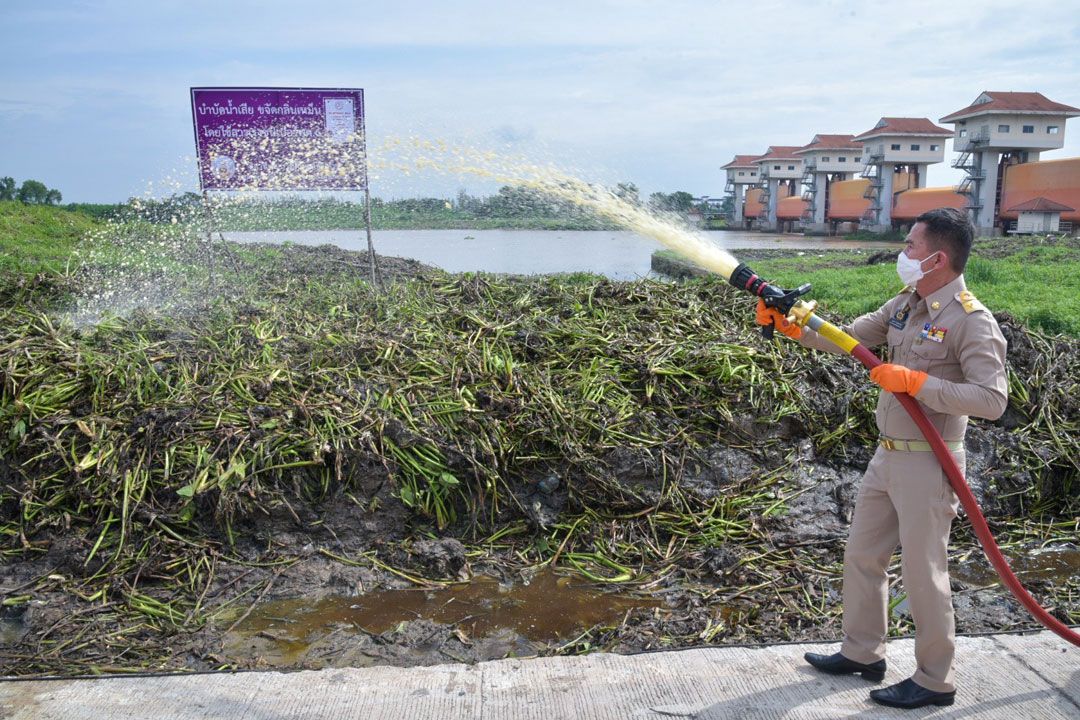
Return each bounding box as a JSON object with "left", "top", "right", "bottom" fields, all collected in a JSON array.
[{"left": 190, "top": 87, "right": 366, "bottom": 191}]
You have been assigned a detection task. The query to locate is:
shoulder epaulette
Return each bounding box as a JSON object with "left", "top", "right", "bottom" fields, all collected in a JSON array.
[{"left": 956, "top": 290, "right": 985, "bottom": 314}]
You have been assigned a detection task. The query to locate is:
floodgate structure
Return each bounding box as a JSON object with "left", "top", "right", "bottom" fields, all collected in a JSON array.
[{"left": 722, "top": 91, "right": 1080, "bottom": 237}]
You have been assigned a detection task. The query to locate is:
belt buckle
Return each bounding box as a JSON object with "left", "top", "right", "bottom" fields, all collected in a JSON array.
[{"left": 881, "top": 438, "right": 895, "bottom": 451}]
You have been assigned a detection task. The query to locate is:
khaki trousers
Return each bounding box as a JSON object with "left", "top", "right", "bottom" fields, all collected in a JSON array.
[{"left": 839, "top": 445, "right": 963, "bottom": 693}]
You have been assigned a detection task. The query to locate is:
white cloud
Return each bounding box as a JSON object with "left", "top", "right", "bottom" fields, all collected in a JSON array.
[{"left": 2, "top": 0, "right": 1079, "bottom": 201}]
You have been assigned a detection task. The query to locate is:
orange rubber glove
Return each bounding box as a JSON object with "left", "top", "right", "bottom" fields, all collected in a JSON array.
[
  {"left": 755, "top": 299, "right": 802, "bottom": 339},
  {"left": 869, "top": 363, "right": 929, "bottom": 396}
]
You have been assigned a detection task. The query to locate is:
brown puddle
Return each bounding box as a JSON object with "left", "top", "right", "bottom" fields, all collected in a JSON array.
[
  {"left": 952, "top": 546, "right": 1080, "bottom": 587},
  {"left": 223, "top": 569, "right": 663, "bottom": 667}
]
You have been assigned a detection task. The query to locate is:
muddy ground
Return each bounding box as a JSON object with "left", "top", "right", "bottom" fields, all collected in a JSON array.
[
  {"left": 3, "top": 472, "right": 1058, "bottom": 675},
  {"left": 5, "top": 447, "right": 1060, "bottom": 676},
  {"left": 1, "top": 243, "right": 1077, "bottom": 676}
]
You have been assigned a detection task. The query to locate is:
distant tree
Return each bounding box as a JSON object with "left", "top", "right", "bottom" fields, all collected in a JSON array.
[
  {"left": 388, "top": 197, "right": 450, "bottom": 214},
  {"left": 648, "top": 190, "right": 695, "bottom": 213},
  {"left": 455, "top": 188, "right": 481, "bottom": 213},
  {"left": 16, "top": 180, "right": 50, "bottom": 205},
  {"left": 0, "top": 177, "right": 15, "bottom": 201},
  {"left": 614, "top": 182, "right": 640, "bottom": 205},
  {"left": 667, "top": 191, "right": 694, "bottom": 213},
  {"left": 478, "top": 185, "right": 554, "bottom": 217},
  {"left": 44, "top": 189, "right": 62, "bottom": 205}
]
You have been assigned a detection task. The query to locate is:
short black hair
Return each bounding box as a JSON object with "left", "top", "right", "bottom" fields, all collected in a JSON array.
[{"left": 915, "top": 207, "right": 973, "bottom": 273}]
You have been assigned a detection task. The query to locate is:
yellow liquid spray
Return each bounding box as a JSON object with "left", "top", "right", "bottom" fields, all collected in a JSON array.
[
  {"left": 371, "top": 138, "right": 743, "bottom": 281},
  {"left": 189, "top": 132, "right": 744, "bottom": 280},
  {"left": 73, "top": 135, "right": 748, "bottom": 327}
]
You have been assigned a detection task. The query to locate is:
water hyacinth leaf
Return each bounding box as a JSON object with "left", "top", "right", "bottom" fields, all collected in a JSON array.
[{"left": 8, "top": 419, "right": 26, "bottom": 440}]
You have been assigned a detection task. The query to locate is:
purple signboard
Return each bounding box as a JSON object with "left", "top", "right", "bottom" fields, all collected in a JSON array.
[{"left": 190, "top": 87, "right": 366, "bottom": 191}]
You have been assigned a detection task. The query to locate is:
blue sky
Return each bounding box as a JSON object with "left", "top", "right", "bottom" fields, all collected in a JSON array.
[{"left": 3, "top": 0, "right": 1080, "bottom": 202}]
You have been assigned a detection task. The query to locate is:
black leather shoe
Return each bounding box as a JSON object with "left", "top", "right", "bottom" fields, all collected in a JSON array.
[
  {"left": 870, "top": 678, "right": 955, "bottom": 709},
  {"left": 804, "top": 652, "right": 886, "bottom": 682}
]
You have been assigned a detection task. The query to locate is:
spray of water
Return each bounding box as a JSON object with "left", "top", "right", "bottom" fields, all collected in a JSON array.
[
  {"left": 189, "top": 130, "right": 743, "bottom": 278},
  {"left": 371, "top": 138, "right": 742, "bottom": 280},
  {"left": 70, "top": 135, "right": 743, "bottom": 326},
  {"left": 69, "top": 177, "right": 215, "bottom": 327}
]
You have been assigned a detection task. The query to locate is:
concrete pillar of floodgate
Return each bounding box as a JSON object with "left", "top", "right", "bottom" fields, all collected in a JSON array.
[
  {"left": 976, "top": 150, "right": 1001, "bottom": 234},
  {"left": 879, "top": 167, "right": 894, "bottom": 227},
  {"left": 813, "top": 173, "right": 827, "bottom": 224},
  {"left": 767, "top": 178, "right": 779, "bottom": 227},
  {"left": 916, "top": 165, "right": 929, "bottom": 188},
  {"left": 734, "top": 184, "right": 745, "bottom": 223}
]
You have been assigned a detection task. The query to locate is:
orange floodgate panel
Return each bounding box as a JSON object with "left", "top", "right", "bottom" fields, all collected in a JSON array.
[
  {"left": 1000, "top": 158, "right": 1080, "bottom": 222},
  {"left": 777, "top": 195, "right": 808, "bottom": 219},
  {"left": 892, "top": 171, "right": 915, "bottom": 193},
  {"left": 826, "top": 178, "right": 871, "bottom": 220},
  {"left": 744, "top": 187, "right": 766, "bottom": 218},
  {"left": 892, "top": 187, "right": 967, "bottom": 221}
]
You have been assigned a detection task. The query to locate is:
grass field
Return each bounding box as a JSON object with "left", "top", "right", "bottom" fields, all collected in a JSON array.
[{"left": 0, "top": 201, "right": 100, "bottom": 275}]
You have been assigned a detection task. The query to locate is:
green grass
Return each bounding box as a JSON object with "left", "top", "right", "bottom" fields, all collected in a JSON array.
[
  {"left": 743, "top": 261, "right": 900, "bottom": 318},
  {"left": 0, "top": 201, "right": 101, "bottom": 275},
  {"left": 968, "top": 245, "right": 1080, "bottom": 335}
]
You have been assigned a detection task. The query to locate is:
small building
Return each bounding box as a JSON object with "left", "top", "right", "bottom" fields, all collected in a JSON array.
[
  {"left": 793, "top": 134, "right": 864, "bottom": 234},
  {"left": 721, "top": 154, "right": 763, "bottom": 225},
  {"left": 793, "top": 134, "right": 864, "bottom": 174},
  {"left": 1006, "top": 196, "right": 1075, "bottom": 234},
  {"left": 941, "top": 91, "right": 1080, "bottom": 156},
  {"left": 852, "top": 117, "right": 953, "bottom": 231},
  {"left": 940, "top": 91, "right": 1080, "bottom": 235},
  {"left": 752, "top": 146, "right": 803, "bottom": 231}
]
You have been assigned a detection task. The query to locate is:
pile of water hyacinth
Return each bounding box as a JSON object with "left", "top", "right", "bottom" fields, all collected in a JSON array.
[{"left": 1, "top": 241, "right": 1077, "bottom": 675}]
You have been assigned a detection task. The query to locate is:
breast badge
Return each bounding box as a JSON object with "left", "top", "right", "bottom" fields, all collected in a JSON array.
[
  {"left": 888, "top": 306, "right": 911, "bottom": 330},
  {"left": 920, "top": 323, "right": 947, "bottom": 343}
]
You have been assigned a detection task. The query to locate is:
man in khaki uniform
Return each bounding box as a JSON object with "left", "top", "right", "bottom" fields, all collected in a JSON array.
[{"left": 757, "top": 208, "right": 1008, "bottom": 709}]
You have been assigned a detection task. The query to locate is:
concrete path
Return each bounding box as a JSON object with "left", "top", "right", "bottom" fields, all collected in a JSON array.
[{"left": 2, "top": 632, "right": 1077, "bottom": 719}]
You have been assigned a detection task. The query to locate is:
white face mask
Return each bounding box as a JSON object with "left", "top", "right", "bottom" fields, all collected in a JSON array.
[{"left": 896, "top": 251, "right": 939, "bottom": 286}]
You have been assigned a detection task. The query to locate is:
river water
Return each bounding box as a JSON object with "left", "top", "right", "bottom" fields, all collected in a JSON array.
[{"left": 223, "top": 229, "right": 902, "bottom": 280}]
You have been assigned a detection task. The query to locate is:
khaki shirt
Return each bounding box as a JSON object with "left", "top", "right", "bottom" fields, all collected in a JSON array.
[{"left": 799, "top": 275, "right": 1008, "bottom": 442}]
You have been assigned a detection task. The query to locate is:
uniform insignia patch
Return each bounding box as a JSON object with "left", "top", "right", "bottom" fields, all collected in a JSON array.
[
  {"left": 920, "top": 323, "right": 947, "bottom": 343},
  {"left": 888, "top": 305, "right": 911, "bottom": 330},
  {"left": 956, "top": 290, "right": 984, "bottom": 314}
]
